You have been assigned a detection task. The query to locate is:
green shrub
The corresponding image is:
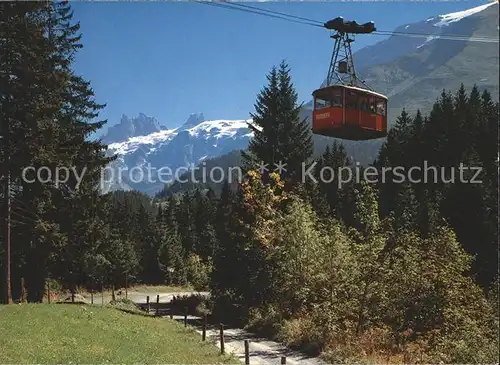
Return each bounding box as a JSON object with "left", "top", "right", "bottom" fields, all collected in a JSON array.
[
  {"left": 172, "top": 293, "right": 209, "bottom": 315},
  {"left": 185, "top": 254, "right": 211, "bottom": 291},
  {"left": 246, "top": 305, "right": 283, "bottom": 339}
]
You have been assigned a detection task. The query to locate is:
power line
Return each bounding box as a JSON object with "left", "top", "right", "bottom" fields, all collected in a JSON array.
[
  {"left": 195, "top": 0, "right": 499, "bottom": 43},
  {"left": 219, "top": 0, "right": 324, "bottom": 26},
  {"left": 193, "top": 0, "right": 323, "bottom": 28}
]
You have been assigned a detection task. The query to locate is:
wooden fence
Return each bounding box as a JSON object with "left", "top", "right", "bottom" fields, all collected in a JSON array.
[{"left": 140, "top": 295, "right": 289, "bottom": 365}]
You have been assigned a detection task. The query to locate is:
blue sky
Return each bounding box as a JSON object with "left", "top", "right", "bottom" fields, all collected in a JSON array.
[{"left": 70, "top": 0, "right": 492, "bottom": 136}]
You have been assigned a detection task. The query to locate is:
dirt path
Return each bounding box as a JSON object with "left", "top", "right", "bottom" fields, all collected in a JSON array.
[{"left": 170, "top": 314, "right": 328, "bottom": 365}]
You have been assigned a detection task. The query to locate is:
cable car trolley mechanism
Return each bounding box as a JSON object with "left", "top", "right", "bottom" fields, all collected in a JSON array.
[{"left": 312, "top": 17, "right": 388, "bottom": 140}]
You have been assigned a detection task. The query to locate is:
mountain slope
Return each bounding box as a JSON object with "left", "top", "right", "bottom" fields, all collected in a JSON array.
[
  {"left": 103, "top": 113, "right": 165, "bottom": 144},
  {"left": 361, "top": 1, "right": 498, "bottom": 119}
]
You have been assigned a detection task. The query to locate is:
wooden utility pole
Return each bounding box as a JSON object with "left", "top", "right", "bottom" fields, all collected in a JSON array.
[
  {"left": 3, "top": 168, "right": 12, "bottom": 304},
  {"left": 2, "top": 72, "right": 12, "bottom": 304}
]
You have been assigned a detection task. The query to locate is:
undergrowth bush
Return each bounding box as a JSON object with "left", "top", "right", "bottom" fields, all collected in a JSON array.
[
  {"left": 185, "top": 254, "right": 211, "bottom": 291},
  {"left": 246, "top": 305, "right": 283, "bottom": 339},
  {"left": 107, "top": 298, "right": 143, "bottom": 314},
  {"left": 172, "top": 293, "right": 209, "bottom": 315}
]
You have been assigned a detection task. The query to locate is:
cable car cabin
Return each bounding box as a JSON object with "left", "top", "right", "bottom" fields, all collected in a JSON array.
[{"left": 312, "top": 85, "right": 388, "bottom": 140}]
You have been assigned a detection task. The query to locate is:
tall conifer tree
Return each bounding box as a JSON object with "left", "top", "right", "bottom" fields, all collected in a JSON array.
[{"left": 242, "top": 60, "right": 313, "bottom": 186}]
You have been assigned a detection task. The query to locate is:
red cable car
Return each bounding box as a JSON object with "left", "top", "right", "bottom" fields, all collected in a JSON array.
[
  {"left": 312, "top": 17, "right": 388, "bottom": 141},
  {"left": 312, "top": 85, "right": 387, "bottom": 140}
]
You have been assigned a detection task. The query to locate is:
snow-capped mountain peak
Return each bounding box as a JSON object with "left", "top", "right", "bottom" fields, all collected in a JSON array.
[
  {"left": 102, "top": 114, "right": 254, "bottom": 194},
  {"left": 107, "top": 117, "right": 251, "bottom": 156},
  {"left": 186, "top": 119, "right": 252, "bottom": 139},
  {"left": 103, "top": 113, "right": 163, "bottom": 144},
  {"left": 407, "top": 1, "right": 497, "bottom": 50},
  {"left": 108, "top": 128, "right": 178, "bottom": 156},
  {"left": 433, "top": 1, "right": 497, "bottom": 27},
  {"left": 180, "top": 113, "right": 206, "bottom": 130},
  {"left": 344, "top": 1, "right": 497, "bottom": 73}
]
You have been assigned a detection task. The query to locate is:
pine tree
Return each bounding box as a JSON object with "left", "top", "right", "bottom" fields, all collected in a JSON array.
[
  {"left": 163, "top": 194, "right": 178, "bottom": 230},
  {"left": 425, "top": 89, "right": 455, "bottom": 168},
  {"left": 476, "top": 89, "right": 499, "bottom": 182},
  {"left": 157, "top": 204, "right": 164, "bottom": 225},
  {"left": 377, "top": 109, "right": 415, "bottom": 218},
  {"left": 176, "top": 191, "right": 197, "bottom": 255},
  {"left": 242, "top": 60, "right": 313, "bottom": 186},
  {"left": 276, "top": 61, "right": 313, "bottom": 183},
  {"left": 0, "top": 1, "right": 51, "bottom": 304},
  {"left": 0, "top": 1, "right": 114, "bottom": 301},
  {"left": 242, "top": 66, "right": 280, "bottom": 173},
  {"left": 160, "top": 226, "right": 186, "bottom": 286},
  {"left": 393, "top": 182, "right": 418, "bottom": 232},
  {"left": 104, "top": 230, "right": 139, "bottom": 295},
  {"left": 134, "top": 203, "right": 163, "bottom": 284},
  {"left": 352, "top": 180, "right": 380, "bottom": 239},
  {"left": 154, "top": 195, "right": 186, "bottom": 285},
  {"left": 315, "top": 142, "right": 350, "bottom": 218},
  {"left": 192, "top": 189, "right": 217, "bottom": 261},
  {"left": 210, "top": 181, "right": 247, "bottom": 321}
]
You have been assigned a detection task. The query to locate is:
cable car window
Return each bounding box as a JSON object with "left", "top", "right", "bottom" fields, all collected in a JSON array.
[
  {"left": 359, "top": 97, "right": 367, "bottom": 111},
  {"left": 376, "top": 100, "right": 386, "bottom": 116},
  {"left": 331, "top": 92, "right": 342, "bottom": 107},
  {"left": 369, "top": 99, "right": 376, "bottom": 113},
  {"left": 315, "top": 98, "right": 328, "bottom": 109},
  {"left": 345, "top": 92, "right": 357, "bottom": 109}
]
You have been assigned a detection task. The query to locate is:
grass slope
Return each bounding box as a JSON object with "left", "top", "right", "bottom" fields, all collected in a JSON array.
[{"left": 0, "top": 304, "right": 237, "bottom": 364}]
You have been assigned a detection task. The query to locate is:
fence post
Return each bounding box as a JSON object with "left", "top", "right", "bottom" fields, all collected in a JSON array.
[
  {"left": 125, "top": 273, "right": 128, "bottom": 299},
  {"left": 281, "top": 356, "right": 286, "bottom": 364},
  {"left": 219, "top": 324, "right": 225, "bottom": 354},
  {"left": 20, "top": 278, "right": 26, "bottom": 303},
  {"left": 244, "top": 340, "right": 250, "bottom": 364},
  {"left": 156, "top": 294, "right": 160, "bottom": 316},
  {"left": 101, "top": 277, "right": 104, "bottom": 306},
  {"left": 170, "top": 299, "right": 173, "bottom": 319},
  {"left": 46, "top": 280, "right": 50, "bottom": 304},
  {"left": 184, "top": 307, "right": 188, "bottom": 327},
  {"left": 202, "top": 314, "right": 207, "bottom": 341},
  {"left": 146, "top": 296, "right": 150, "bottom": 313}
]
